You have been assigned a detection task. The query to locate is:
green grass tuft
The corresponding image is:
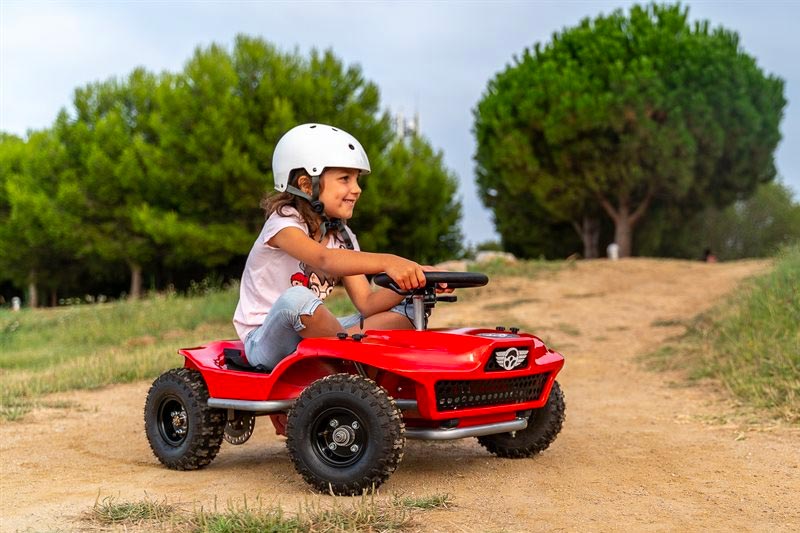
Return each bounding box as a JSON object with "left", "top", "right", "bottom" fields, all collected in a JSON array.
[
  {"left": 88, "top": 495, "right": 177, "bottom": 525},
  {"left": 302, "top": 492, "right": 412, "bottom": 532},
  {"left": 393, "top": 493, "right": 453, "bottom": 510},
  {"left": 644, "top": 244, "right": 800, "bottom": 423},
  {"left": 468, "top": 257, "right": 569, "bottom": 279},
  {"left": 192, "top": 505, "right": 302, "bottom": 533},
  {"left": 80, "top": 492, "right": 428, "bottom": 532}
]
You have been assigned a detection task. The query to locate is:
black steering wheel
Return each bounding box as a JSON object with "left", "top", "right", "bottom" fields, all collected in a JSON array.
[{"left": 373, "top": 271, "right": 488, "bottom": 295}]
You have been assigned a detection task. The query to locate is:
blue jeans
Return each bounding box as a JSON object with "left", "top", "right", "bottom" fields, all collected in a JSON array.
[{"left": 244, "top": 286, "right": 409, "bottom": 371}]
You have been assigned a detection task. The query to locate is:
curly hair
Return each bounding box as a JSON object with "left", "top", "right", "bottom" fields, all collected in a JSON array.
[{"left": 260, "top": 169, "right": 323, "bottom": 237}]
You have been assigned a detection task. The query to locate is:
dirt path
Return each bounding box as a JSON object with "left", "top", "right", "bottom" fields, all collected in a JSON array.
[{"left": 2, "top": 258, "right": 798, "bottom": 532}]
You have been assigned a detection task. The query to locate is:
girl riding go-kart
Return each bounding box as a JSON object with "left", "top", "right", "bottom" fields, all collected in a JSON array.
[{"left": 144, "top": 124, "right": 566, "bottom": 495}]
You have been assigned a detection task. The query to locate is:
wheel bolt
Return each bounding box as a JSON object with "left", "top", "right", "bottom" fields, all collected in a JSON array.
[
  {"left": 350, "top": 444, "right": 359, "bottom": 452},
  {"left": 351, "top": 421, "right": 359, "bottom": 429},
  {"left": 328, "top": 442, "right": 337, "bottom": 450},
  {"left": 329, "top": 419, "right": 339, "bottom": 428}
]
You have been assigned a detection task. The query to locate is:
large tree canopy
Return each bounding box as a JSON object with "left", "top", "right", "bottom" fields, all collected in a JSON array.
[
  {"left": 474, "top": 2, "right": 785, "bottom": 258},
  {"left": 0, "top": 35, "right": 462, "bottom": 305}
]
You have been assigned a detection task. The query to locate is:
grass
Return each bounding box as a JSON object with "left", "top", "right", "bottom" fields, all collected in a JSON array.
[
  {"left": 89, "top": 494, "right": 177, "bottom": 526},
  {"left": 467, "top": 256, "right": 571, "bottom": 279},
  {"left": 392, "top": 493, "right": 453, "bottom": 510},
  {"left": 82, "top": 492, "right": 451, "bottom": 532},
  {"left": 644, "top": 244, "right": 800, "bottom": 423},
  {"left": 482, "top": 297, "right": 541, "bottom": 311},
  {"left": 0, "top": 285, "right": 355, "bottom": 421}
]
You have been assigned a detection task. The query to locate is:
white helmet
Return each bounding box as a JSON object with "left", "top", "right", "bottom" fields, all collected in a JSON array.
[{"left": 272, "top": 123, "right": 371, "bottom": 193}]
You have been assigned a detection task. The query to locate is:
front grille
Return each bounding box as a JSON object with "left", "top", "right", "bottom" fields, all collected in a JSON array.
[{"left": 434, "top": 374, "right": 549, "bottom": 411}]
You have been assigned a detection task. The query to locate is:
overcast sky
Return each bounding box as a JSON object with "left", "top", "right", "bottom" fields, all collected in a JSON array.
[{"left": 2, "top": 0, "right": 798, "bottom": 245}]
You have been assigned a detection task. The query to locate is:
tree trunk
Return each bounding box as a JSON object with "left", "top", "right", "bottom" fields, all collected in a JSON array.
[
  {"left": 597, "top": 185, "right": 655, "bottom": 259},
  {"left": 27, "top": 270, "right": 38, "bottom": 308},
  {"left": 614, "top": 214, "right": 633, "bottom": 258},
  {"left": 50, "top": 290, "right": 57, "bottom": 307},
  {"left": 572, "top": 215, "right": 601, "bottom": 259},
  {"left": 129, "top": 262, "right": 143, "bottom": 300}
]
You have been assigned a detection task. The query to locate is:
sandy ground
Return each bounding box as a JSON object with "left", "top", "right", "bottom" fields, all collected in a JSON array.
[{"left": 1, "top": 258, "right": 798, "bottom": 532}]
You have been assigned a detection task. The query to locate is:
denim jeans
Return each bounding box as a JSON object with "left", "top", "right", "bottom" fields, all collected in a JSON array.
[{"left": 244, "top": 285, "right": 408, "bottom": 371}]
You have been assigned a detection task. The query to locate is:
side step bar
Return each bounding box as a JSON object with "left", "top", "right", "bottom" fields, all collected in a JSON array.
[
  {"left": 405, "top": 417, "right": 528, "bottom": 440},
  {"left": 207, "top": 398, "right": 294, "bottom": 413},
  {"left": 207, "top": 397, "right": 419, "bottom": 413},
  {"left": 208, "top": 397, "right": 525, "bottom": 440}
]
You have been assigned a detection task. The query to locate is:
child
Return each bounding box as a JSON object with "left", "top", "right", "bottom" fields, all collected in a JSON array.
[{"left": 233, "top": 123, "right": 432, "bottom": 371}]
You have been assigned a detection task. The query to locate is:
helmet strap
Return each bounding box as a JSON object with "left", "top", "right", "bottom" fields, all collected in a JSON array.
[
  {"left": 310, "top": 175, "right": 324, "bottom": 214},
  {"left": 286, "top": 173, "right": 325, "bottom": 214},
  {"left": 319, "top": 218, "right": 355, "bottom": 250}
]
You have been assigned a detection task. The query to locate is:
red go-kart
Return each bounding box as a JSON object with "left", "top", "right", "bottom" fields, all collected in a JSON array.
[{"left": 144, "top": 272, "right": 566, "bottom": 495}]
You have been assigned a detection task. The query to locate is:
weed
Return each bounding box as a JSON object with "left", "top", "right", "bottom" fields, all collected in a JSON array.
[
  {"left": 191, "top": 504, "right": 301, "bottom": 533},
  {"left": 303, "top": 492, "right": 411, "bottom": 532},
  {"left": 468, "top": 257, "right": 567, "bottom": 279},
  {"left": 80, "top": 492, "right": 433, "bottom": 532},
  {"left": 651, "top": 318, "right": 685, "bottom": 328},
  {"left": 87, "top": 494, "right": 176, "bottom": 526},
  {"left": 393, "top": 493, "right": 453, "bottom": 510},
  {"left": 643, "top": 244, "right": 800, "bottom": 423},
  {"left": 483, "top": 298, "right": 541, "bottom": 311}
]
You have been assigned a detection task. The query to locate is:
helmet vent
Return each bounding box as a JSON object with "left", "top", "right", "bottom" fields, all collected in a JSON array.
[
  {"left": 348, "top": 144, "right": 355, "bottom": 150},
  {"left": 332, "top": 127, "right": 338, "bottom": 131},
  {"left": 309, "top": 125, "right": 317, "bottom": 129}
]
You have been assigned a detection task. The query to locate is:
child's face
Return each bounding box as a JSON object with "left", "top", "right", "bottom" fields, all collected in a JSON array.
[{"left": 319, "top": 167, "right": 362, "bottom": 220}]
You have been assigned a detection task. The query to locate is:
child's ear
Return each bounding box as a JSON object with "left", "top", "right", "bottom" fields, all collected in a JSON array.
[{"left": 297, "top": 175, "right": 312, "bottom": 194}]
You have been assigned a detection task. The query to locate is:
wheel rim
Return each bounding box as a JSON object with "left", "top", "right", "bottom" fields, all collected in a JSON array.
[
  {"left": 157, "top": 395, "right": 189, "bottom": 447},
  {"left": 311, "top": 407, "right": 367, "bottom": 467}
]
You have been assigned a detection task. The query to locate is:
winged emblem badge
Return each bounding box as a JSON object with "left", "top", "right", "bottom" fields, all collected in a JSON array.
[{"left": 495, "top": 347, "right": 529, "bottom": 370}]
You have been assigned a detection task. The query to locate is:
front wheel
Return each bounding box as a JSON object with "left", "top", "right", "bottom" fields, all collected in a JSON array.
[
  {"left": 286, "top": 374, "right": 405, "bottom": 495},
  {"left": 478, "top": 380, "right": 565, "bottom": 458},
  {"left": 144, "top": 368, "right": 225, "bottom": 469}
]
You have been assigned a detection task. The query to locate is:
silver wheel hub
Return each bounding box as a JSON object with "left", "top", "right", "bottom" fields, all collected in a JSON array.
[
  {"left": 171, "top": 410, "right": 187, "bottom": 435},
  {"left": 332, "top": 425, "right": 356, "bottom": 446}
]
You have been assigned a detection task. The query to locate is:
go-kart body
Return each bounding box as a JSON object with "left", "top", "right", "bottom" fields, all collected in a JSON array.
[{"left": 181, "top": 326, "right": 564, "bottom": 437}]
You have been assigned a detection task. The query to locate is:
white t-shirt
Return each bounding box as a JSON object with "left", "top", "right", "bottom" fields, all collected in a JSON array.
[{"left": 233, "top": 207, "right": 360, "bottom": 341}]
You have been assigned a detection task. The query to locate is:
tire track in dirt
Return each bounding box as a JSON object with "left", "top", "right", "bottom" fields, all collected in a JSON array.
[{"left": 2, "top": 258, "right": 799, "bottom": 532}]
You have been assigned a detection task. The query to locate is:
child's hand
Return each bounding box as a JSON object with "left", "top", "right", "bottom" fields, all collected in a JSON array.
[
  {"left": 422, "top": 265, "right": 455, "bottom": 294},
  {"left": 385, "top": 257, "right": 426, "bottom": 291}
]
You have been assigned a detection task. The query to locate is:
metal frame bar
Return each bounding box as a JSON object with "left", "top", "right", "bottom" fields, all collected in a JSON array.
[{"left": 405, "top": 417, "right": 528, "bottom": 440}]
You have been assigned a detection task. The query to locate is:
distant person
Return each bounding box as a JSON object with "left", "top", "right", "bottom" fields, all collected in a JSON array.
[
  {"left": 703, "top": 248, "right": 718, "bottom": 263},
  {"left": 607, "top": 242, "right": 619, "bottom": 261},
  {"left": 233, "top": 123, "right": 450, "bottom": 371}
]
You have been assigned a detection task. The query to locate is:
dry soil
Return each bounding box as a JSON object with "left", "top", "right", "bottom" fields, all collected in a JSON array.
[{"left": 1, "top": 258, "right": 798, "bottom": 532}]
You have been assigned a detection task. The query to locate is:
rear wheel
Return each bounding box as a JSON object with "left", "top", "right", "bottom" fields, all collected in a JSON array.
[
  {"left": 478, "top": 381, "right": 565, "bottom": 458},
  {"left": 286, "top": 374, "right": 405, "bottom": 495},
  {"left": 144, "top": 368, "right": 225, "bottom": 469}
]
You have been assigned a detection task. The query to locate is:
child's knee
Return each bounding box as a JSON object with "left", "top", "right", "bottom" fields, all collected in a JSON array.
[
  {"left": 282, "top": 285, "right": 316, "bottom": 304},
  {"left": 275, "top": 286, "right": 323, "bottom": 331}
]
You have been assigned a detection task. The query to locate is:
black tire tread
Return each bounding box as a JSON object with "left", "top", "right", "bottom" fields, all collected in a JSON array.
[
  {"left": 478, "top": 381, "right": 565, "bottom": 458},
  {"left": 286, "top": 373, "right": 405, "bottom": 495},
  {"left": 144, "top": 367, "right": 225, "bottom": 470}
]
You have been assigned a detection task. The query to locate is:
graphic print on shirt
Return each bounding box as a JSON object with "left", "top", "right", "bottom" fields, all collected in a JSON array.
[
  {"left": 289, "top": 231, "right": 350, "bottom": 300},
  {"left": 293, "top": 261, "right": 338, "bottom": 299}
]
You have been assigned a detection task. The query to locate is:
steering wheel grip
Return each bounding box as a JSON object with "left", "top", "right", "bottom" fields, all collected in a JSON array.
[{"left": 373, "top": 271, "right": 488, "bottom": 294}]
